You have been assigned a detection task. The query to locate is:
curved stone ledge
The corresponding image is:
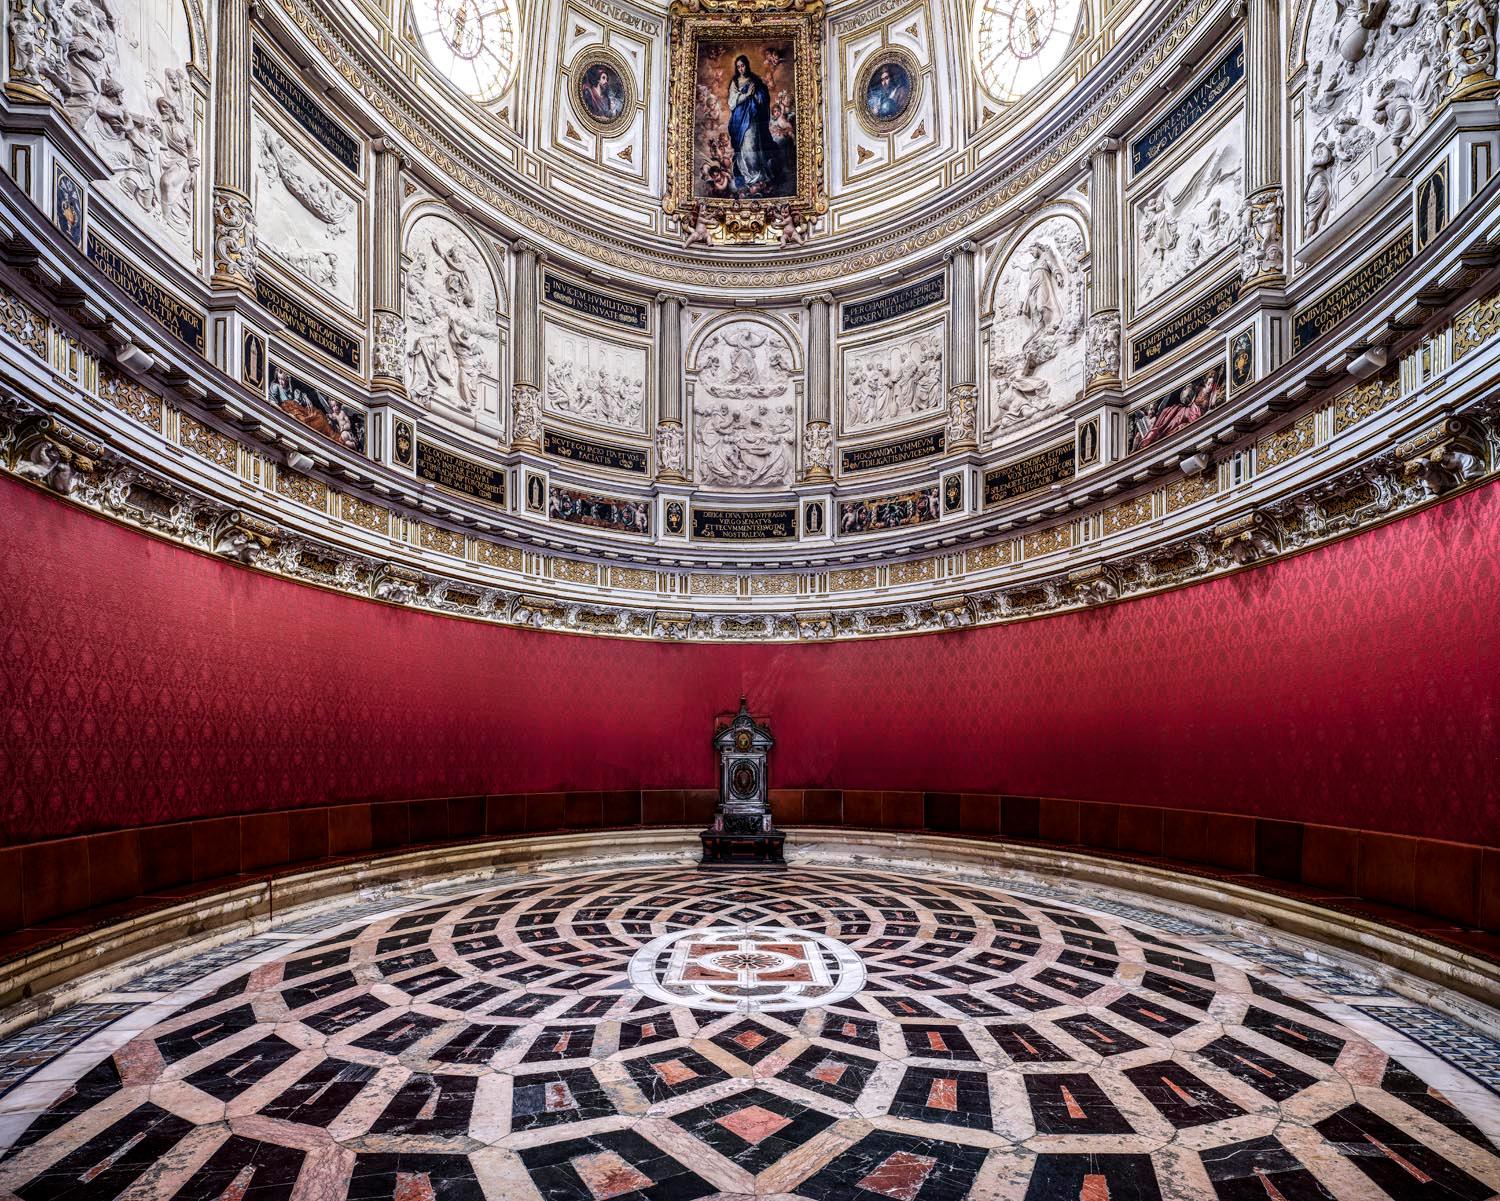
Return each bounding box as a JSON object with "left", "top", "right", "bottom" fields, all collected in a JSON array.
[{"left": 2, "top": 828, "right": 1494, "bottom": 1048}]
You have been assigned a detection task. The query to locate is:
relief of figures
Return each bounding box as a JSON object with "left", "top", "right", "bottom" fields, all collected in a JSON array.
[
  {"left": 27, "top": 0, "right": 200, "bottom": 257},
  {"left": 1134, "top": 121, "right": 1243, "bottom": 307},
  {"left": 1300, "top": 0, "right": 1466, "bottom": 240},
  {"left": 691, "top": 321, "right": 796, "bottom": 488},
  {"left": 841, "top": 327, "right": 944, "bottom": 433},
  {"left": 402, "top": 214, "right": 501, "bottom": 419},
  {"left": 985, "top": 215, "right": 1086, "bottom": 437},
  {"left": 253, "top": 117, "right": 358, "bottom": 308},
  {"left": 543, "top": 325, "right": 646, "bottom": 431}
]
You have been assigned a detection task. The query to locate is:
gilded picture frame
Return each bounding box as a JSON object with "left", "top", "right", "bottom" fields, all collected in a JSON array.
[
  {"left": 852, "top": 45, "right": 922, "bottom": 137},
  {"left": 665, "top": 0, "right": 827, "bottom": 245}
]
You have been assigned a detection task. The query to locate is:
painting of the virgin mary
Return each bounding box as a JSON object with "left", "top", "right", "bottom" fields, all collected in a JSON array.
[
  {"left": 691, "top": 39, "right": 797, "bottom": 201},
  {"left": 727, "top": 55, "right": 779, "bottom": 194}
]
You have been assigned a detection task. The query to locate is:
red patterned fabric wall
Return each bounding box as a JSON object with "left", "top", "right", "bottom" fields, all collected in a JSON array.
[{"left": 2, "top": 475, "right": 1496, "bottom": 845}]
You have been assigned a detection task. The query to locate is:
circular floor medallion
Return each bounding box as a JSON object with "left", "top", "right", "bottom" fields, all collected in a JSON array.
[{"left": 629, "top": 923, "right": 867, "bottom": 1012}]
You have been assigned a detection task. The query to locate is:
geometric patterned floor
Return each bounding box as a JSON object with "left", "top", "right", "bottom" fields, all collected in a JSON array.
[{"left": 0, "top": 865, "right": 1496, "bottom": 1199}]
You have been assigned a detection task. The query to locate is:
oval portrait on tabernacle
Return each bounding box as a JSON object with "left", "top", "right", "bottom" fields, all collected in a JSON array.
[
  {"left": 572, "top": 46, "right": 635, "bottom": 137},
  {"left": 855, "top": 48, "right": 921, "bottom": 134}
]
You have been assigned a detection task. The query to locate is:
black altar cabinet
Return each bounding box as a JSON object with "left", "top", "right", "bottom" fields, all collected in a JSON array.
[{"left": 699, "top": 699, "right": 786, "bottom": 868}]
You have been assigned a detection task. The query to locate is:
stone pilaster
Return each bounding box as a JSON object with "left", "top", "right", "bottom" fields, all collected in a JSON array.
[
  {"left": 210, "top": 0, "right": 257, "bottom": 293},
  {"left": 370, "top": 140, "right": 406, "bottom": 393},
  {"left": 655, "top": 293, "right": 686, "bottom": 481},
  {"left": 1238, "top": 0, "right": 1286, "bottom": 288},
  {"left": 1085, "top": 140, "right": 1123, "bottom": 392},
  {"left": 510, "top": 242, "right": 541, "bottom": 451},
  {"left": 802, "top": 292, "right": 833, "bottom": 481},
  {"left": 946, "top": 242, "right": 978, "bottom": 450}
]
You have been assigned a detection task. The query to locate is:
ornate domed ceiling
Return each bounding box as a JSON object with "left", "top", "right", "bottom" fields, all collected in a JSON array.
[{"left": 0, "top": 0, "right": 1496, "bottom": 640}]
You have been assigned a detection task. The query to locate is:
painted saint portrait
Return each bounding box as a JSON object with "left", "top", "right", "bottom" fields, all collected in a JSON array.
[
  {"left": 854, "top": 47, "right": 921, "bottom": 134},
  {"left": 692, "top": 41, "right": 797, "bottom": 201},
  {"left": 864, "top": 60, "right": 911, "bottom": 123},
  {"left": 572, "top": 47, "right": 634, "bottom": 136},
  {"left": 269, "top": 364, "right": 366, "bottom": 453},
  {"left": 579, "top": 64, "right": 623, "bottom": 123},
  {"left": 1128, "top": 363, "right": 1225, "bottom": 454}
]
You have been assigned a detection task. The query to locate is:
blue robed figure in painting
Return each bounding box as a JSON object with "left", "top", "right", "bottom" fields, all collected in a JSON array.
[{"left": 727, "top": 54, "right": 779, "bottom": 195}]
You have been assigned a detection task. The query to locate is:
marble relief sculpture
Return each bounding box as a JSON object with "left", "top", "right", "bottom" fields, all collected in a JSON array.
[
  {"left": 401, "top": 214, "right": 501, "bottom": 418},
  {"left": 1134, "top": 123, "right": 1243, "bottom": 305},
  {"left": 253, "top": 120, "right": 358, "bottom": 307},
  {"left": 26, "top": 0, "right": 199, "bottom": 255},
  {"left": 543, "top": 325, "right": 646, "bottom": 430},
  {"left": 1299, "top": 0, "right": 1471, "bottom": 239},
  {"left": 985, "top": 216, "right": 1085, "bottom": 436},
  {"left": 692, "top": 321, "right": 796, "bottom": 488},
  {"left": 841, "top": 327, "right": 944, "bottom": 432}
]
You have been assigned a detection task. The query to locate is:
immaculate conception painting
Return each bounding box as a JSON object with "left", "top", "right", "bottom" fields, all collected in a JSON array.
[{"left": 666, "top": 0, "right": 826, "bottom": 243}]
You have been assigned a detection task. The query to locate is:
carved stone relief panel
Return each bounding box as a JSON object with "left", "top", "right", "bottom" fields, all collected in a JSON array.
[
  {"left": 840, "top": 318, "right": 945, "bottom": 434},
  {"left": 1298, "top": 0, "right": 1460, "bottom": 244},
  {"left": 834, "top": 2, "right": 943, "bottom": 188},
  {"left": 402, "top": 212, "right": 504, "bottom": 424},
  {"left": 252, "top": 112, "right": 360, "bottom": 311},
  {"left": 30, "top": 0, "right": 202, "bottom": 263},
  {"left": 546, "top": 0, "right": 656, "bottom": 187},
  {"left": 1131, "top": 113, "right": 1243, "bottom": 309},
  {"left": 983, "top": 213, "right": 1087, "bottom": 440},
  {"left": 690, "top": 317, "right": 798, "bottom": 489},
  {"left": 543, "top": 319, "right": 648, "bottom": 433}
]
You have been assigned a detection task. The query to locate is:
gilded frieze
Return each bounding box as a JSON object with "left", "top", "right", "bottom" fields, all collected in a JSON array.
[
  {"left": 552, "top": 558, "right": 601, "bottom": 584},
  {"left": 275, "top": 469, "right": 330, "bottom": 511},
  {"left": 828, "top": 567, "right": 879, "bottom": 591},
  {"left": 750, "top": 574, "right": 800, "bottom": 597},
  {"left": 1102, "top": 494, "right": 1154, "bottom": 535},
  {"left": 474, "top": 539, "right": 524, "bottom": 571},
  {"left": 690, "top": 573, "right": 741, "bottom": 596},
  {"left": 339, "top": 493, "right": 391, "bottom": 535},
  {"left": 964, "top": 542, "right": 1015, "bottom": 572},
  {"left": 608, "top": 566, "right": 659, "bottom": 591},
  {"left": 1334, "top": 375, "right": 1400, "bottom": 433},
  {"left": 418, "top": 523, "right": 466, "bottom": 557},
  {"left": 1257, "top": 413, "right": 1317, "bottom": 471},
  {"left": 1162, "top": 471, "right": 1217, "bottom": 513},
  {"left": 0, "top": 290, "right": 48, "bottom": 357},
  {"left": 1023, "top": 525, "right": 1073, "bottom": 558},
  {"left": 179, "top": 414, "right": 239, "bottom": 472},
  {"left": 889, "top": 557, "right": 939, "bottom": 586},
  {"left": 99, "top": 368, "right": 163, "bottom": 432},
  {"left": 1454, "top": 290, "right": 1500, "bottom": 360}
]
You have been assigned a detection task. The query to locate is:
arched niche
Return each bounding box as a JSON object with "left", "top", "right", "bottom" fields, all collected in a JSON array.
[
  {"left": 400, "top": 207, "right": 508, "bottom": 430},
  {"left": 686, "top": 311, "right": 804, "bottom": 490},
  {"left": 980, "top": 205, "right": 1088, "bottom": 443}
]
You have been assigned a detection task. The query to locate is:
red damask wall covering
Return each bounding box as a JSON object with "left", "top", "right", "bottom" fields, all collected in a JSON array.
[{"left": 1, "top": 474, "right": 1496, "bottom": 846}]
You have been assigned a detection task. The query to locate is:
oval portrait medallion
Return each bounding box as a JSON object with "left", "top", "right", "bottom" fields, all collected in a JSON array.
[
  {"left": 854, "top": 46, "right": 922, "bottom": 135},
  {"left": 572, "top": 45, "right": 636, "bottom": 138}
]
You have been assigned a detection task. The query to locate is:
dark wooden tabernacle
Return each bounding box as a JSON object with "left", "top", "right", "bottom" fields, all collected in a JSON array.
[{"left": 699, "top": 698, "right": 786, "bottom": 869}]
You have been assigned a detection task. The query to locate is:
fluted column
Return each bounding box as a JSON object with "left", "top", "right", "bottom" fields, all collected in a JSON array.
[
  {"left": 510, "top": 242, "right": 541, "bottom": 450},
  {"left": 945, "top": 242, "right": 978, "bottom": 450},
  {"left": 801, "top": 292, "right": 833, "bottom": 482},
  {"left": 1238, "top": 6, "right": 1285, "bottom": 287},
  {"left": 370, "top": 140, "right": 406, "bottom": 393},
  {"left": 210, "top": 0, "right": 257, "bottom": 292},
  {"left": 1085, "top": 139, "right": 1123, "bottom": 392},
  {"left": 655, "top": 293, "right": 686, "bottom": 481}
]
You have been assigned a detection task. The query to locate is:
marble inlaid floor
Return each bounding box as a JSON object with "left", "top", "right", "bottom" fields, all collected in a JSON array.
[{"left": 0, "top": 865, "right": 1497, "bottom": 1199}]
